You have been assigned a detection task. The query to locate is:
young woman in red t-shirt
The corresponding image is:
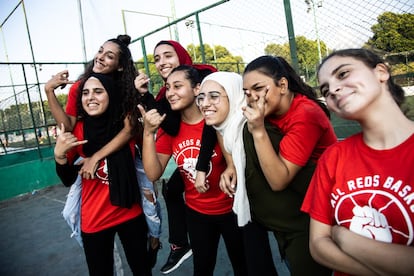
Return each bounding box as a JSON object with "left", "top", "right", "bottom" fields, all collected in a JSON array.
[
  {"left": 139, "top": 65, "right": 247, "bottom": 276},
  {"left": 53, "top": 73, "right": 150, "bottom": 275},
  {"left": 134, "top": 40, "right": 218, "bottom": 273},
  {"left": 45, "top": 35, "right": 139, "bottom": 180},
  {"left": 240, "top": 55, "right": 336, "bottom": 275},
  {"left": 45, "top": 35, "right": 162, "bottom": 268},
  {"left": 302, "top": 48, "right": 414, "bottom": 276}
]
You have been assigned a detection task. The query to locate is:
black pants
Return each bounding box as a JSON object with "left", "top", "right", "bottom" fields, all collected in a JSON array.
[
  {"left": 186, "top": 206, "right": 247, "bottom": 276},
  {"left": 242, "top": 221, "right": 279, "bottom": 276},
  {"left": 162, "top": 168, "right": 189, "bottom": 247},
  {"left": 242, "top": 220, "right": 332, "bottom": 276},
  {"left": 82, "top": 215, "right": 151, "bottom": 276}
]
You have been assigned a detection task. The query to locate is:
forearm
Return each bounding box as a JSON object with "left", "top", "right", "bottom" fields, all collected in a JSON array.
[
  {"left": 196, "top": 124, "right": 217, "bottom": 172},
  {"left": 335, "top": 227, "right": 414, "bottom": 275},
  {"left": 141, "top": 130, "right": 164, "bottom": 181},
  {"left": 45, "top": 88, "right": 74, "bottom": 131},
  {"left": 309, "top": 220, "right": 377, "bottom": 275},
  {"left": 252, "top": 128, "right": 291, "bottom": 191},
  {"left": 92, "top": 123, "right": 132, "bottom": 161}
]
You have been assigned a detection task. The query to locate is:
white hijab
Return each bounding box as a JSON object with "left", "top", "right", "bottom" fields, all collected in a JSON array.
[{"left": 201, "top": 72, "right": 251, "bottom": 226}]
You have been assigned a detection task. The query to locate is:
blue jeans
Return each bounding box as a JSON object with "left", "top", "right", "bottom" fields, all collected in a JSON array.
[
  {"left": 135, "top": 155, "right": 162, "bottom": 238},
  {"left": 62, "top": 157, "right": 83, "bottom": 247}
]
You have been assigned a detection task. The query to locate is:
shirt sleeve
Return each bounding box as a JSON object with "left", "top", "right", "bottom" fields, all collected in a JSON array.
[
  {"left": 56, "top": 162, "right": 81, "bottom": 187},
  {"left": 280, "top": 105, "right": 326, "bottom": 166},
  {"left": 155, "top": 128, "right": 173, "bottom": 155},
  {"left": 65, "top": 81, "right": 80, "bottom": 117}
]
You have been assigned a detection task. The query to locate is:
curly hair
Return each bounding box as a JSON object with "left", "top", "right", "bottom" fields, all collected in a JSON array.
[{"left": 76, "top": 35, "right": 140, "bottom": 135}]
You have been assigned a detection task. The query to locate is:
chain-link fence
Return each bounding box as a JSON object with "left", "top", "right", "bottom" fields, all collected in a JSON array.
[
  {"left": 0, "top": 0, "right": 413, "bottom": 155},
  {"left": 0, "top": 62, "right": 87, "bottom": 155},
  {"left": 130, "top": 0, "right": 413, "bottom": 86}
]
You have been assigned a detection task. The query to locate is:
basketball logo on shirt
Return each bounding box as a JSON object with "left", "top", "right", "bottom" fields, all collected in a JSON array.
[
  {"left": 335, "top": 190, "right": 412, "bottom": 245},
  {"left": 175, "top": 145, "right": 212, "bottom": 183},
  {"left": 95, "top": 158, "right": 109, "bottom": 185}
]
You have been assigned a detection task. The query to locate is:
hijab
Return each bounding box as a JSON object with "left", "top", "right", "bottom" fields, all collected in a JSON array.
[
  {"left": 200, "top": 72, "right": 251, "bottom": 226},
  {"left": 81, "top": 73, "right": 139, "bottom": 208},
  {"left": 154, "top": 40, "right": 217, "bottom": 101}
]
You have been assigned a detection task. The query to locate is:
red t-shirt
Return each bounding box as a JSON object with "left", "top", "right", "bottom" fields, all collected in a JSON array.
[
  {"left": 65, "top": 81, "right": 80, "bottom": 117},
  {"left": 302, "top": 133, "right": 414, "bottom": 275},
  {"left": 267, "top": 94, "right": 337, "bottom": 166},
  {"left": 156, "top": 119, "right": 233, "bottom": 215},
  {"left": 69, "top": 121, "right": 142, "bottom": 233}
]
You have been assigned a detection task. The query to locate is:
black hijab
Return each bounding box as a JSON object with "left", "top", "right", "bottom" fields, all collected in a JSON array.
[{"left": 81, "top": 73, "right": 139, "bottom": 208}]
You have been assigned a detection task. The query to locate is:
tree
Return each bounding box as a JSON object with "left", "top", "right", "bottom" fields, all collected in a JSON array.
[
  {"left": 43, "top": 94, "right": 68, "bottom": 125},
  {"left": 264, "top": 43, "right": 291, "bottom": 62},
  {"left": 56, "top": 94, "right": 67, "bottom": 108},
  {"left": 188, "top": 43, "right": 245, "bottom": 73},
  {"left": 366, "top": 12, "right": 414, "bottom": 53},
  {"left": 264, "top": 36, "right": 328, "bottom": 85},
  {"left": 136, "top": 55, "right": 164, "bottom": 97}
]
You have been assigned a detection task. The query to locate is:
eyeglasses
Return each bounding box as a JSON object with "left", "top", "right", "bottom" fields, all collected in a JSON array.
[{"left": 195, "top": 91, "right": 227, "bottom": 107}]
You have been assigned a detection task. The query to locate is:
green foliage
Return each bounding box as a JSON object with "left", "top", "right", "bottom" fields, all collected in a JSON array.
[
  {"left": 56, "top": 94, "right": 68, "bottom": 107},
  {"left": 189, "top": 43, "right": 245, "bottom": 73},
  {"left": 265, "top": 44, "right": 291, "bottom": 62},
  {"left": 264, "top": 36, "right": 328, "bottom": 86},
  {"left": 391, "top": 62, "right": 414, "bottom": 75},
  {"left": 42, "top": 94, "right": 68, "bottom": 125},
  {"left": 366, "top": 12, "right": 414, "bottom": 53},
  {"left": 136, "top": 55, "right": 164, "bottom": 97}
]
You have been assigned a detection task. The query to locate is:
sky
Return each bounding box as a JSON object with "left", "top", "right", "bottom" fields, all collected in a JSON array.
[
  {"left": 0, "top": 0, "right": 222, "bottom": 62},
  {"left": 0, "top": 0, "right": 224, "bottom": 102},
  {"left": 1, "top": 0, "right": 413, "bottom": 63},
  {"left": 0, "top": 0, "right": 413, "bottom": 104}
]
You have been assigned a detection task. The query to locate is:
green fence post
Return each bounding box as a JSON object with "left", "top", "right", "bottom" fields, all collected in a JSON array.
[
  {"left": 283, "top": 0, "right": 299, "bottom": 73},
  {"left": 195, "top": 13, "right": 206, "bottom": 63}
]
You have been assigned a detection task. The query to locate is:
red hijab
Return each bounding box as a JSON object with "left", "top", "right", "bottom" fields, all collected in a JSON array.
[{"left": 154, "top": 40, "right": 217, "bottom": 101}]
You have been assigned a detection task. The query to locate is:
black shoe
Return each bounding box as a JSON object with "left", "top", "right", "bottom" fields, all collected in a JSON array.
[
  {"left": 148, "top": 241, "right": 162, "bottom": 268},
  {"left": 160, "top": 244, "right": 192, "bottom": 274}
]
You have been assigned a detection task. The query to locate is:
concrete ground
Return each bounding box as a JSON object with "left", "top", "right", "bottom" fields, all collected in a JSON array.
[{"left": 0, "top": 183, "right": 290, "bottom": 276}]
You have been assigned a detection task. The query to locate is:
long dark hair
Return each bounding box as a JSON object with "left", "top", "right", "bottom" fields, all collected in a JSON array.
[
  {"left": 317, "top": 48, "right": 405, "bottom": 106},
  {"left": 243, "top": 55, "right": 330, "bottom": 118},
  {"left": 76, "top": 35, "right": 139, "bottom": 134}
]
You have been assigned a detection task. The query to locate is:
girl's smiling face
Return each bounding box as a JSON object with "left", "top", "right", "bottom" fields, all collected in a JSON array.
[
  {"left": 318, "top": 56, "right": 388, "bottom": 119},
  {"left": 198, "top": 80, "right": 230, "bottom": 127},
  {"left": 81, "top": 77, "right": 110, "bottom": 116},
  {"left": 165, "top": 70, "right": 198, "bottom": 111},
  {"left": 92, "top": 41, "right": 121, "bottom": 74},
  {"left": 154, "top": 44, "right": 180, "bottom": 80}
]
